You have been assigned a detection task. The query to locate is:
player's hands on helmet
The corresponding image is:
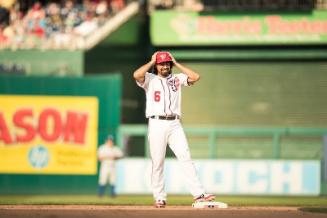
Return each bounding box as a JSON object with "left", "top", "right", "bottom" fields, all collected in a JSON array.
[
  {"left": 167, "top": 52, "right": 177, "bottom": 65},
  {"left": 151, "top": 52, "right": 158, "bottom": 66}
]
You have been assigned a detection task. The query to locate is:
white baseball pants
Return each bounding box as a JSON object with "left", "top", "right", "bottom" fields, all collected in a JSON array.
[
  {"left": 148, "top": 118, "right": 205, "bottom": 201},
  {"left": 98, "top": 165, "right": 116, "bottom": 185}
]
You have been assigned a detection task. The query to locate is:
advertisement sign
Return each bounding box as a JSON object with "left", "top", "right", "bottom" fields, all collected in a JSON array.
[
  {"left": 151, "top": 10, "right": 327, "bottom": 45},
  {"left": 116, "top": 159, "right": 320, "bottom": 195},
  {"left": 0, "top": 95, "right": 98, "bottom": 174}
]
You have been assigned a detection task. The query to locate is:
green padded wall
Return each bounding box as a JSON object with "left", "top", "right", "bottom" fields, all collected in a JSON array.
[
  {"left": 182, "top": 61, "right": 327, "bottom": 126},
  {"left": 179, "top": 61, "right": 327, "bottom": 160},
  {"left": 0, "top": 74, "right": 121, "bottom": 194}
]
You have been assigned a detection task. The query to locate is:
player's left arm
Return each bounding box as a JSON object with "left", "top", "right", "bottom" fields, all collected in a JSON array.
[{"left": 169, "top": 53, "right": 200, "bottom": 85}]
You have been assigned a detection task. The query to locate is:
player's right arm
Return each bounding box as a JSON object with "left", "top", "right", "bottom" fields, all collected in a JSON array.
[{"left": 133, "top": 52, "right": 157, "bottom": 84}]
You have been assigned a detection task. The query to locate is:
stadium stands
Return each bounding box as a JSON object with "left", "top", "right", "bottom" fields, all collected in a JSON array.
[{"left": 0, "top": 0, "right": 129, "bottom": 50}]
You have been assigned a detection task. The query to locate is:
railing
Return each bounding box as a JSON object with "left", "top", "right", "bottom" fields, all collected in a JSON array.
[{"left": 117, "top": 125, "right": 327, "bottom": 159}]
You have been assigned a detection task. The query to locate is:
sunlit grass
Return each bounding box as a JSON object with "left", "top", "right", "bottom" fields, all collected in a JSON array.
[{"left": 0, "top": 195, "right": 326, "bottom": 207}]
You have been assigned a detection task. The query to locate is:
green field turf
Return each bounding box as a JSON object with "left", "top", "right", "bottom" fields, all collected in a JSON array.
[{"left": 0, "top": 195, "right": 326, "bottom": 207}]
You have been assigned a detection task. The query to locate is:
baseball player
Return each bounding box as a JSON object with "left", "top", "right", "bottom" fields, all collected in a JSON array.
[
  {"left": 133, "top": 51, "right": 215, "bottom": 208},
  {"left": 97, "top": 135, "right": 123, "bottom": 197}
]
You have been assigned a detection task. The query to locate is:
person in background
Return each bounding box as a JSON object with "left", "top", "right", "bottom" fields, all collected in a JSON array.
[{"left": 97, "top": 135, "right": 124, "bottom": 197}]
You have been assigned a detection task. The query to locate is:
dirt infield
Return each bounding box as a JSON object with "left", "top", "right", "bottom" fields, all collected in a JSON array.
[{"left": 0, "top": 205, "right": 326, "bottom": 218}]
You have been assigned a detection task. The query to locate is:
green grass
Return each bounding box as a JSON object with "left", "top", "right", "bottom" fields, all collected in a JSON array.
[{"left": 0, "top": 195, "right": 327, "bottom": 207}]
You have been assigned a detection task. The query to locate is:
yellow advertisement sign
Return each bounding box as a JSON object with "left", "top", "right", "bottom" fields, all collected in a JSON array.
[{"left": 0, "top": 95, "right": 98, "bottom": 175}]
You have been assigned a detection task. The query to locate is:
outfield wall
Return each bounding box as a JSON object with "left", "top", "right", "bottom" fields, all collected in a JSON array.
[
  {"left": 116, "top": 159, "right": 321, "bottom": 196},
  {"left": 179, "top": 61, "right": 327, "bottom": 127},
  {"left": 0, "top": 74, "right": 121, "bottom": 194},
  {"left": 0, "top": 50, "right": 83, "bottom": 76}
]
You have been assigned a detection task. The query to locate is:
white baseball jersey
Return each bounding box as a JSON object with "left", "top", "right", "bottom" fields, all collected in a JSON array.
[
  {"left": 136, "top": 72, "right": 189, "bottom": 118},
  {"left": 98, "top": 144, "right": 123, "bottom": 185}
]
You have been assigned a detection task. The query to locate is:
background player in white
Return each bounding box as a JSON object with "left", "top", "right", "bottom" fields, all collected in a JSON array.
[
  {"left": 97, "top": 135, "right": 123, "bottom": 197},
  {"left": 133, "top": 51, "right": 215, "bottom": 208}
]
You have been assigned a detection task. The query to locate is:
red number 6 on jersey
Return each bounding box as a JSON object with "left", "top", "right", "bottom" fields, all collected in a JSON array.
[{"left": 154, "top": 91, "right": 161, "bottom": 102}]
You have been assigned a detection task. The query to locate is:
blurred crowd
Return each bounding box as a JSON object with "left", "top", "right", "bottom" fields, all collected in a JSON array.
[
  {"left": 2, "top": 0, "right": 326, "bottom": 49},
  {"left": 0, "top": 0, "right": 126, "bottom": 50}
]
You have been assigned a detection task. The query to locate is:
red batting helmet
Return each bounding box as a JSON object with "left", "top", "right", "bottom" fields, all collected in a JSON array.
[{"left": 156, "top": 51, "right": 172, "bottom": 64}]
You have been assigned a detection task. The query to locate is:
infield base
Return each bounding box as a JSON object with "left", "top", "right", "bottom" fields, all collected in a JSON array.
[{"left": 192, "top": 201, "right": 228, "bottom": 209}]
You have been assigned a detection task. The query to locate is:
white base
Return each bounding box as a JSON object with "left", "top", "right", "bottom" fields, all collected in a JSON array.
[{"left": 192, "top": 201, "right": 228, "bottom": 209}]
